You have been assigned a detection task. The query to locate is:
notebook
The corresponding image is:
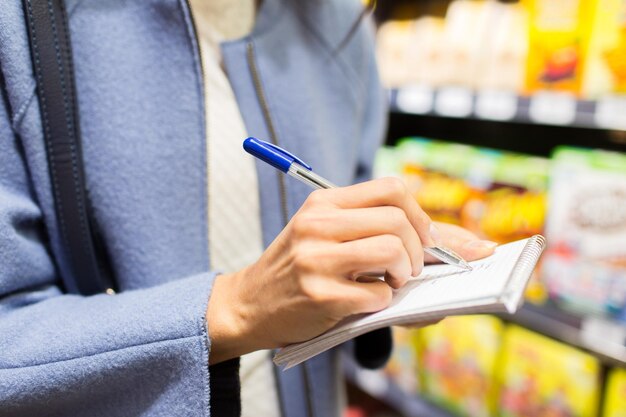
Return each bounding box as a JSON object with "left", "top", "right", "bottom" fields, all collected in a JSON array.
[{"left": 274, "top": 235, "right": 546, "bottom": 369}]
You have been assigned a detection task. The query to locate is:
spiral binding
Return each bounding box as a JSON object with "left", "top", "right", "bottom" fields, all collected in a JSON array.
[{"left": 501, "top": 234, "right": 547, "bottom": 311}]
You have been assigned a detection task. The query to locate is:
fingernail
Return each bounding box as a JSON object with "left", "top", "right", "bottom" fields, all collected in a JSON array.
[
  {"left": 466, "top": 240, "right": 498, "bottom": 249},
  {"left": 429, "top": 223, "right": 442, "bottom": 246}
]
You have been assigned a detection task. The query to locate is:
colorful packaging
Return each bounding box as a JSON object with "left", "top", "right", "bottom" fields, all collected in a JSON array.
[
  {"left": 498, "top": 325, "right": 601, "bottom": 417},
  {"left": 523, "top": 0, "right": 593, "bottom": 95},
  {"left": 603, "top": 367, "right": 626, "bottom": 417},
  {"left": 397, "top": 138, "right": 482, "bottom": 226},
  {"left": 391, "top": 137, "right": 548, "bottom": 243},
  {"left": 543, "top": 147, "right": 626, "bottom": 318},
  {"left": 417, "top": 316, "right": 504, "bottom": 417},
  {"left": 463, "top": 153, "right": 549, "bottom": 244},
  {"left": 583, "top": 0, "right": 626, "bottom": 98},
  {"left": 384, "top": 327, "right": 420, "bottom": 394}
]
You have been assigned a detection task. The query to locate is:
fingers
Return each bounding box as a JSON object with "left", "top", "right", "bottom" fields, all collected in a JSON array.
[
  {"left": 296, "top": 271, "right": 393, "bottom": 317},
  {"left": 331, "top": 235, "right": 414, "bottom": 289},
  {"left": 426, "top": 222, "right": 497, "bottom": 263},
  {"left": 315, "top": 178, "right": 436, "bottom": 247},
  {"left": 457, "top": 239, "right": 498, "bottom": 261},
  {"left": 328, "top": 279, "right": 393, "bottom": 316},
  {"left": 303, "top": 206, "right": 424, "bottom": 276}
]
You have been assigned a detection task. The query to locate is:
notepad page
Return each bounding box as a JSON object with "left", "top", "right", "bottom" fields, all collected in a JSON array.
[{"left": 363, "top": 238, "right": 528, "bottom": 322}]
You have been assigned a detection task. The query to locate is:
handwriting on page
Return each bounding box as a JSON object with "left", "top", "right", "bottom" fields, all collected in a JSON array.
[{"left": 364, "top": 240, "right": 528, "bottom": 322}]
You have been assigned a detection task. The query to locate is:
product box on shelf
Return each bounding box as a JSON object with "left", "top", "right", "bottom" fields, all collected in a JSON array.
[
  {"left": 523, "top": 0, "right": 593, "bottom": 95},
  {"left": 583, "top": 0, "right": 626, "bottom": 98},
  {"left": 498, "top": 325, "right": 601, "bottom": 417},
  {"left": 416, "top": 315, "right": 504, "bottom": 417},
  {"left": 476, "top": 1, "right": 529, "bottom": 92},
  {"left": 543, "top": 147, "right": 626, "bottom": 319},
  {"left": 376, "top": 17, "right": 446, "bottom": 88},
  {"left": 403, "top": 139, "right": 478, "bottom": 226},
  {"left": 467, "top": 153, "right": 548, "bottom": 244},
  {"left": 603, "top": 367, "right": 626, "bottom": 417}
]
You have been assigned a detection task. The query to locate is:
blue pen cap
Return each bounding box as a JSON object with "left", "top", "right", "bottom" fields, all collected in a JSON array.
[{"left": 243, "top": 137, "right": 312, "bottom": 173}]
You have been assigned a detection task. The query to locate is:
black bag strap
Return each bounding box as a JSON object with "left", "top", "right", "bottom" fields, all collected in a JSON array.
[{"left": 22, "top": 0, "right": 112, "bottom": 295}]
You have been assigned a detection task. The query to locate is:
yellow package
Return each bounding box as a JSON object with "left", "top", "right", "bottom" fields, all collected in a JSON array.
[
  {"left": 523, "top": 0, "right": 594, "bottom": 95},
  {"left": 498, "top": 325, "right": 600, "bottom": 417},
  {"left": 400, "top": 140, "right": 477, "bottom": 226},
  {"left": 417, "top": 316, "right": 504, "bottom": 417},
  {"left": 462, "top": 153, "right": 548, "bottom": 244},
  {"left": 603, "top": 367, "right": 626, "bottom": 417},
  {"left": 583, "top": 0, "right": 626, "bottom": 97}
]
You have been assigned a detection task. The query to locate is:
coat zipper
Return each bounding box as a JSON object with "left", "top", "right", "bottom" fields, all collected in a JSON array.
[
  {"left": 246, "top": 41, "right": 315, "bottom": 417},
  {"left": 245, "top": 42, "right": 289, "bottom": 226}
]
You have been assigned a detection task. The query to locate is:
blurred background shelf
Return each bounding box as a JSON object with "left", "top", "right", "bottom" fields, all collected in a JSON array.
[
  {"left": 499, "top": 303, "right": 626, "bottom": 367},
  {"left": 387, "top": 89, "right": 626, "bottom": 156},
  {"left": 346, "top": 0, "right": 626, "bottom": 415},
  {"left": 344, "top": 356, "right": 455, "bottom": 417},
  {"left": 390, "top": 87, "right": 625, "bottom": 130},
  {"left": 344, "top": 301, "right": 626, "bottom": 417}
]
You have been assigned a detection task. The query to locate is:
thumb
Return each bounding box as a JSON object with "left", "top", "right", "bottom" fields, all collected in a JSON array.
[
  {"left": 428, "top": 222, "right": 498, "bottom": 262},
  {"left": 457, "top": 239, "right": 498, "bottom": 261}
]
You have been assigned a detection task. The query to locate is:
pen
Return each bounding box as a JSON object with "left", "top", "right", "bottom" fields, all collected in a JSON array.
[{"left": 243, "top": 137, "right": 472, "bottom": 271}]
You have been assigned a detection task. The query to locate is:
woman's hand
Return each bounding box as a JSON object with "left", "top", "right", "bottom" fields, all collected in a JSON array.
[{"left": 205, "top": 178, "right": 495, "bottom": 364}]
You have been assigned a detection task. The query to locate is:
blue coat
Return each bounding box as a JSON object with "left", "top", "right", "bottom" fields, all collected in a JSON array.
[{"left": 0, "top": 0, "right": 389, "bottom": 415}]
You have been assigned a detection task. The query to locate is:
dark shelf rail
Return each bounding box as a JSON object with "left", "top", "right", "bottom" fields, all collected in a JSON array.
[{"left": 386, "top": 88, "right": 626, "bottom": 156}]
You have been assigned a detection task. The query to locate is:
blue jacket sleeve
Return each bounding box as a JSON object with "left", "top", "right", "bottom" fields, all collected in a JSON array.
[{"left": 0, "top": 92, "right": 214, "bottom": 416}]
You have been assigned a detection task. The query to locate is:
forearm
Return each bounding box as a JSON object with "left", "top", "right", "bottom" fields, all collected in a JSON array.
[{"left": 0, "top": 273, "right": 216, "bottom": 417}]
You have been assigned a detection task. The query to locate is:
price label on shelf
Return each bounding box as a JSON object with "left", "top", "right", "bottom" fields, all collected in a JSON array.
[
  {"left": 581, "top": 317, "right": 626, "bottom": 361},
  {"left": 595, "top": 95, "right": 626, "bottom": 130},
  {"left": 529, "top": 91, "right": 577, "bottom": 125},
  {"left": 434, "top": 86, "right": 473, "bottom": 117},
  {"left": 395, "top": 84, "right": 434, "bottom": 114},
  {"left": 475, "top": 90, "right": 518, "bottom": 121}
]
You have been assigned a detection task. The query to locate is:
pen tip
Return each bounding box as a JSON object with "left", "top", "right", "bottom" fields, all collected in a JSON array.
[{"left": 461, "top": 261, "right": 473, "bottom": 271}]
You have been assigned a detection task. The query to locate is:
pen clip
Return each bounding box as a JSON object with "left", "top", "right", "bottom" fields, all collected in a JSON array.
[{"left": 243, "top": 137, "right": 312, "bottom": 173}]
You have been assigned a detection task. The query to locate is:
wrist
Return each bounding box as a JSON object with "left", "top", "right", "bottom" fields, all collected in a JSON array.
[
  {"left": 206, "top": 270, "right": 250, "bottom": 364},
  {"left": 207, "top": 266, "right": 272, "bottom": 364}
]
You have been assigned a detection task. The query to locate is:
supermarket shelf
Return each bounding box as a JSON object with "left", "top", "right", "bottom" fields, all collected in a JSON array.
[
  {"left": 344, "top": 356, "right": 454, "bottom": 417},
  {"left": 499, "top": 303, "right": 626, "bottom": 367},
  {"left": 390, "top": 87, "right": 626, "bottom": 131},
  {"left": 343, "top": 304, "right": 626, "bottom": 416},
  {"left": 387, "top": 87, "right": 626, "bottom": 156}
]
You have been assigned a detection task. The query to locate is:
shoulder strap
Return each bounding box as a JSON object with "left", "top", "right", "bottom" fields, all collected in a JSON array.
[{"left": 22, "top": 0, "right": 113, "bottom": 295}]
